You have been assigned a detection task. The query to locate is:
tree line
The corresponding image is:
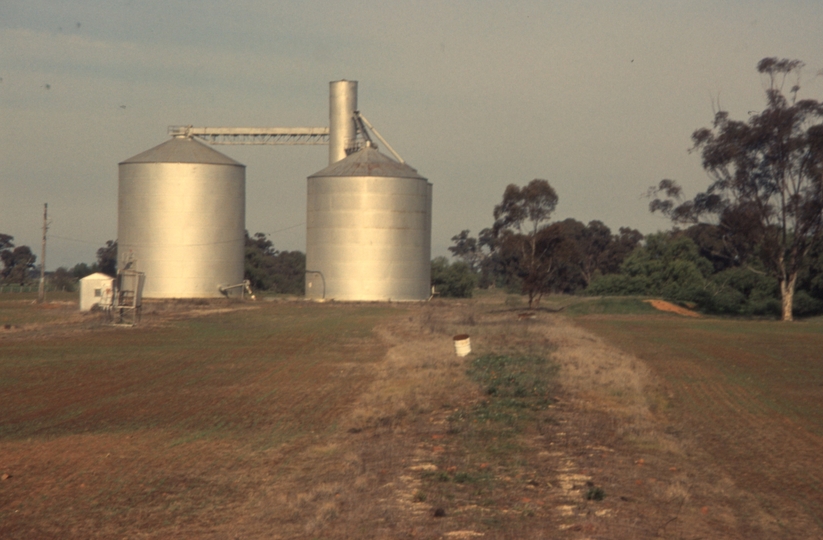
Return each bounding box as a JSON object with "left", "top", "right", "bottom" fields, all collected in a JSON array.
[
  {"left": 437, "top": 179, "right": 643, "bottom": 307},
  {"left": 0, "top": 233, "right": 305, "bottom": 296},
  {"left": 0, "top": 238, "right": 119, "bottom": 291},
  {"left": 437, "top": 57, "right": 823, "bottom": 322}
]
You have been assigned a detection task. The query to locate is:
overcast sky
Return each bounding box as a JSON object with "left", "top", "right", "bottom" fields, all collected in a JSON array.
[{"left": 2, "top": 1, "right": 823, "bottom": 270}]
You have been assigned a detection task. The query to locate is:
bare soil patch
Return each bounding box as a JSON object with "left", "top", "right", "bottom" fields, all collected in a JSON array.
[{"left": 644, "top": 299, "right": 701, "bottom": 317}]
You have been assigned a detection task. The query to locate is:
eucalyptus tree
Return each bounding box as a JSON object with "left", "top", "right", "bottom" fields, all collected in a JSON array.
[
  {"left": 492, "top": 179, "right": 559, "bottom": 308},
  {"left": 650, "top": 58, "right": 823, "bottom": 320}
]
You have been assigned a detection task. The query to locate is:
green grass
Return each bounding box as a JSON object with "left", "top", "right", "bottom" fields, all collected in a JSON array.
[
  {"left": 470, "top": 354, "right": 558, "bottom": 398},
  {"left": 421, "top": 353, "right": 558, "bottom": 510},
  {"left": 0, "top": 291, "right": 78, "bottom": 302},
  {"left": 563, "top": 296, "right": 658, "bottom": 316},
  {"left": 451, "top": 353, "right": 559, "bottom": 436},
  {"left": 0, "top": 291, "right": 79, "bottom": 326}
]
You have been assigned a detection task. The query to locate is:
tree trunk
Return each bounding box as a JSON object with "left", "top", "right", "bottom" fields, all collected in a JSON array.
[{"left": 780, "top": 273, "right": 797, "bottom": 322}]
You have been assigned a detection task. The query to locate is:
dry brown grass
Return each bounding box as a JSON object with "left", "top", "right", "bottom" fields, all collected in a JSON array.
[{"left": 540, "top": 317, "right": 681, "bottom": 453}]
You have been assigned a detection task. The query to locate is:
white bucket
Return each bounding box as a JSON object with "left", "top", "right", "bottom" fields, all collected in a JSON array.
[{"left": 453, "top": 334, "right": 471, "bottom": 357}]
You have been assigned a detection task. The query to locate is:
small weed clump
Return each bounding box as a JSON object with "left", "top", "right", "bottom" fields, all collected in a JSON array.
[
  {"left": 468, "top": 354, "right": 559, "bottom": 415},
  {"left": 453, "top": 471, "right": 471, "bottom": 484},
  {"left": 585, "top": 486, "right": 606, "bottom": 501},
  {"left": 423, "top": 469, "right": 489, "bottom": 485}
]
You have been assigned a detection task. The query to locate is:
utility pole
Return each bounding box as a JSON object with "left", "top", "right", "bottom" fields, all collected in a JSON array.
[{"left": 38, "top": 203, "right": 48, "bottom": 303}]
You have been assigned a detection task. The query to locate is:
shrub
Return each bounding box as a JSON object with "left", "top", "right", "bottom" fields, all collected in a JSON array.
[
  {"left": 585, "top": 486, "right": 605, "bottom": 501},
  {"left": 586, "top": 274, "right": 649, "bottom": 296},
  {"left": 431, "top": 257, "right": 478, "bottom": 298},
  {"left": 792, "top": 290, "right": 823, "bottom": 317}
]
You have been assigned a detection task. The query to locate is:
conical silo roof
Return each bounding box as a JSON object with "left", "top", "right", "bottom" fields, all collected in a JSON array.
[
  {"left": 120, "top": 136, "right": 243, "bottom": 166},
  {"left": 309, "top": 146, "right": 424, "bottom": 179}
]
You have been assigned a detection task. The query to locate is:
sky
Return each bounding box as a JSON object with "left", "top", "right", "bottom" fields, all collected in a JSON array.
[{"left": 2, "top": 1, "right": 823, "bottom": 270}]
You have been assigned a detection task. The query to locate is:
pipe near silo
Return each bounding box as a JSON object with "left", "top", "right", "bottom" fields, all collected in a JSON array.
[{"left": 328, "top": 80, "right": 357, "bottom": 164}]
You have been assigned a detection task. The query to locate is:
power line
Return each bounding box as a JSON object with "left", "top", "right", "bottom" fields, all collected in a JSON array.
[
  {"left": 50, "top": 234, "right": 106, "bottom": 245},
  {"left": 51, "top": 235, "right": 247, "bottom": 248},
  {"left": 269, "top": 222, "right": 305, "bottom": 235},
  {"left": 52, "top": 224, "right": 305, "bottom": 248}
]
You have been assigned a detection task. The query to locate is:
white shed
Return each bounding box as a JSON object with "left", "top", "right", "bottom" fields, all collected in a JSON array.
[{"left": 79, "top": 273, "right": 115, "bottom": 311}]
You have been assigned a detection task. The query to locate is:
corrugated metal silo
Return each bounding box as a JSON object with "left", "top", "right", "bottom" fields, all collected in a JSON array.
[
  {"left": 118, "top": 136, "right": 245, "bottom": 298},
  {"left": 306, "top": 145, "right": 432, "bottom": 301}
]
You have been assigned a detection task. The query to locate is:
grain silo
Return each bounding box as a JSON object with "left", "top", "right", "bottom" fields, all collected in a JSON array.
[
  {"left": 118, "top": 135, "right": 245, "bottom": 298},
  {"left": 305, "top": 144, "right": 432, "bottom": 301}
]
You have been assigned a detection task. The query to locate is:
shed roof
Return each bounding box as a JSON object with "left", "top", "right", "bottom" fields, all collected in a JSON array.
[{"left": 80, "top": 272, "right": 114, "bottom": 281}]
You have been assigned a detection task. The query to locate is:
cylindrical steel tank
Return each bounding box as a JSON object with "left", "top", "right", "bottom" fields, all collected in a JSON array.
[
  {"left": 118, "top": 136, "right": 245, "bottom": 298},
  {"left": 306, "top": 145, "right": 432, "bottom": 301}
]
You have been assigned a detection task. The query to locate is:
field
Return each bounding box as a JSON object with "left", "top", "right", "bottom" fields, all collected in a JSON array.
[
  {"left": 1, "top": 293, "right": 822, "bottom": 538},
  {"left": 571, "top": 300, "right": 823, "bottom": 537}
]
